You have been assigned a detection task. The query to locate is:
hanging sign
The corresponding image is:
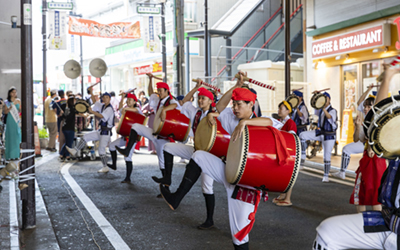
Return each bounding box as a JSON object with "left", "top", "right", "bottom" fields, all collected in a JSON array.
[
  {"left": 48, "top": 10, "right": 67, "bottom": 50},
  {"left": 48, "top": 2, "right": 73, "bottom": 10},
  {"left": 137, "top": 6, "right": 160, "bottom": 14},
  {"left": 312, "top": 24, "right": 391, "bottom": 59},
  {"left": 142, "top": 16, "right": 161, "bottom": 53},
  {"left": 68, "top": 17, "right": 141, "bottom": 39}
]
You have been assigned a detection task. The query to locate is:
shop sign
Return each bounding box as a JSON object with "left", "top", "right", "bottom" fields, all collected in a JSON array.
[
  {"left": 394, "top": 17, "right": 400, "bottom": 50},
  {"left": 311, "top": 25, "right": 390, "bottom": 59},
  {"left": 48, "top": 10, "right": 67, "bottom": 50},
  {"left": 134, "top": 62, "right": 163, "bottom": 75}
]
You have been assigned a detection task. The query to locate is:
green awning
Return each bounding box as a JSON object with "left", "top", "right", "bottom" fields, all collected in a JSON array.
[{"left": 306, "top": 4, "right": 400, "bottom": 37}]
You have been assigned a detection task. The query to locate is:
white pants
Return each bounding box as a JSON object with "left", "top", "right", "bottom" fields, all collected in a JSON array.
[
  {"left": 314, "top": 213, "right": 396, "bottom": 250},
  {"left": 164, "top": 143, "right": 214, "bottom": 194},
  {"left": 300, "top": 130, "right": 335, "bottom": 161},
  {"left": 109, "top": 137, "right": 136, "bottom": 162},
  {"left": 132, "top": 123, "right": 169, "bottom": 169},
  {"left": 83, "top": 131, "right": 110, "bottom": 156},
  {"left": 192, "top": 150, "right": 256, "bottom": 245},
  {"left": 342, "top": 141, "right": 364, "bottom": 155}
]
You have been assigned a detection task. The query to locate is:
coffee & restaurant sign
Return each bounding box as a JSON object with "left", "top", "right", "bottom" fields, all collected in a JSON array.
[{"left": 312, "top": 24, "right": 391, "bottom": 59}]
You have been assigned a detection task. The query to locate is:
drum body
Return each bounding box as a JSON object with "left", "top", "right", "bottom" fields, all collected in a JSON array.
[
  {"left": 75, "top": 100, "right": 89, "bottom": 113},
  {"left": 117, "top": 109, "right": 148, "bottom": 138},
  {"left": 225, "top": 126, "right": 301, "bottom": 193},
  {"left": 364, "top": 95, "right": 400, "bottom": 159},
  {"left": 310, "top": 93, "right": 327, "bottom": 109},
  {"left": 153, "top": 108, "right": 191, "bottom": 142},
  {"left": 194, "top": 117, "right": 230, "bottom": 158},
  {"left": 286, "top": 95, "right": 300, "bottom": 109}
]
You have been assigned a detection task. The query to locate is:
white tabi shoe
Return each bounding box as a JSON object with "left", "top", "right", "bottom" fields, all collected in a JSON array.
[
  {"left": 98, "top": 167, "right": 109, "bottom": 173},
  {"left": 332, "top": 171, "right": 345, "bottom": 180},
  {"left": 322, "top": 176, "right": 329, "bottom": 183},
  {"left": 66, "top": 146, "right": 78, "bottom": 157}
]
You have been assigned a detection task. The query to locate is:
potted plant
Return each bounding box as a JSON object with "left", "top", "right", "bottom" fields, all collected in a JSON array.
[{"left": 38, "top": 128, "right": 49, "bottom": 149}]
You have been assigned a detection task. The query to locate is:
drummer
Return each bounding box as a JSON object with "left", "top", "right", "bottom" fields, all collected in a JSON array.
[
  {"left": 299, "top": 92, "right": 337, "bottom": 182},
  {"left": 160, "top": 74, "right": 283, "bottom": 250},
  {"left": 333, "top": 87, "right": 376, "bottom": 180},
  {"left": 311, "top": 66, "right": 399, "bottom": 250},
  {"left": 115, "top": 73, "right": 179, "bottom": 196},
  {"left": 66, "top": 89, "right": 114, "bottom": 173},
  {"left": 291, "top": 90, "right": 309, "bottom": 136},
  {"left": 107, "top": 93, "right": 142, "bottom": 183},
  {"left": 154, "top": 81, "right": 217, "bottom": 229}
]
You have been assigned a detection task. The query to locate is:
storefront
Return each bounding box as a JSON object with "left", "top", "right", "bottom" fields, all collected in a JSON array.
[{"left": 307, "top": 13, "right": 400, "bottom": 150}]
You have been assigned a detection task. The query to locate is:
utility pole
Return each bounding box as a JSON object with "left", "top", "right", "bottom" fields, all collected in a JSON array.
[
  {"left": 80, "top": 35, "right": 83, "bottom": 95},
  {"left": 21, "top": 0, "right": 36, "bottom": 229},
  {"left": 173, "top": 0, "right": 185, "bottom": 95},
  {"left": 204, "top": 0, "right": 209, "bottom": 83},
  {"left": 161, "top": 2, "right": 167, "bottom": 83},
  {"left": 42, "top": 0, "right": 47, "bottom": 126},
  {"left": 284, "top": 0, "right": 291, "bottom": 98}
]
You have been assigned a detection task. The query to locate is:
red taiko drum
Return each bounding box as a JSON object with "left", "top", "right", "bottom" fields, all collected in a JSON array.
[
  {"left": 153, "top": 108, "right": 191, "bottom": 142},
  {"left": 194, "top": 117, "right": 230, "bottom": 159},
  {"left": 117, "top": 109, "right": 148, "bottom": 138},
  {"left": 225, "top": 126, "right": 301, "bottom": 193}
]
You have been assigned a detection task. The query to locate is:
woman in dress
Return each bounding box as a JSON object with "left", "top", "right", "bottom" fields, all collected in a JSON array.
[{"left": 3, "top": 87, "right": 21, "bottom": 161}]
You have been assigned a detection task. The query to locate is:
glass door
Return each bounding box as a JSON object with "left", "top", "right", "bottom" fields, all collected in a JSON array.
[{"left": 342, "top": 64, "right": 358, "bottom": 119}]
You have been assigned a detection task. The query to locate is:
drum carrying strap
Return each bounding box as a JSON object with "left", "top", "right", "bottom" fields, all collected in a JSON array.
[
  {"left": 192, "top": 110, "right": 203, "bottom": 135},
  {"left": 267, "top": 126, "right": 290, "bottom": 166}
]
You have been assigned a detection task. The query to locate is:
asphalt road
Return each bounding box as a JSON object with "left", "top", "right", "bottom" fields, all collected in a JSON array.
[{"left": 36, "top": 150, "right": 356, "bottom": 250}]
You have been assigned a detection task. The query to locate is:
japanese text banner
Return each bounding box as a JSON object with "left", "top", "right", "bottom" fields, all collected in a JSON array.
[{"left": 68, "top": 17, "right": 141, "bottom": 39}]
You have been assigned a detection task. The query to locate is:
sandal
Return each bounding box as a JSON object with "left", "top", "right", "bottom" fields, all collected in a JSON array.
[
  {"left": 276, "top": 201, "right": 292, "bottom": 207},
  {"left": 272, "top": 195, "right": 285, "bottom": 204}
]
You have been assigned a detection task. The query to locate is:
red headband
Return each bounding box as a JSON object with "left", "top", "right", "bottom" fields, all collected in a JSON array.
[
  {"left": 232, "top": 88, "right": 257, "bottom": 103},
  {"left": 156, "top": 82, "right": 170, "bottom": 91},
  {"left": 127, "top": 93, "right": 137, "bottom": 101},
  {"left": 198, "top": 87, "right": 215, "bottom": 107}
]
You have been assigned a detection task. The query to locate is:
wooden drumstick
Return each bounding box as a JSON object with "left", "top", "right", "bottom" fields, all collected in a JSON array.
[
  {"left": 312, "top": 88, "right": 330, "bottom": 94},
  {"left": 119, "top": 88, "right": 137, "bottom": 96},
  {"left": 192, "top": 78, "right": 221, "bottom": 93},
  {"left": 376, "top": 56, "right": 400, "bottom": 82},
  {"left": 87, "top": 81, "right": 100, "bottom": 90},
  {"left": 234, "top": 73, "right": 275, "bottom": 91},
  {"left": 146, "top": 73, "right": 163, "bottom": 81},
  {"left": 292, "top": 87, "right": 304, "bottom": 92}
]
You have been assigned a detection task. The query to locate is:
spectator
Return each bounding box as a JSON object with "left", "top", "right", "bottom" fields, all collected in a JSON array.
[
  {"left": 59, "top": 95, "right": 77, "bottom": 162},
  {"left": 3, "top": 87, "right": 21, "bottom": 161},
  {"left": 53, "top": 90, "right": 67, "bottom": 153},
  {"left": 138, "top": 91, "right": 149, "bottom": 106},
  {"left": 110, "top": 91, "right": 121, "bottom": 125},
  {"left": 44, "top": 89, "right": 58, "bottom": 152}
]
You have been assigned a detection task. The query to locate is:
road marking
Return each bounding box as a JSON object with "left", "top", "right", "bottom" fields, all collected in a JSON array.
[
  {"left": 9, "top": 179, "right": 19, "bottom": 250},
  {"left": 61, "top": 163, "right": 130, "bottom": 250}
]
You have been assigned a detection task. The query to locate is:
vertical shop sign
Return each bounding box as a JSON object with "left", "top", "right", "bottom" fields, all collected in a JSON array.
[
  {"left": 48, "top": 10, "right": 67, "bottom": 50},
  {"left": 340, "top": 109, "right": 354, "bottom": 146},
  {"left": 394, "top": 17, "right": 400, "bottom": 50},
  {"left": 142, "top": 16, "right": 161, "bottom": 53}
]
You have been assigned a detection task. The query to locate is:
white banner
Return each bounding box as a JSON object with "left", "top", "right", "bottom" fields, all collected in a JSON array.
[
  {"left": 48, "top": 10, "right": 67, "bottom": 50},
  {"left": 142, "top": 16, "right": 161, "bottom": 53}
]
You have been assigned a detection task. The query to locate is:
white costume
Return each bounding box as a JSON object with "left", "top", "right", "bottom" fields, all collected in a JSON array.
[
  {"left": 192, "top": 108, "right": 282, "bottom": 245},
  {"left": 164, "top": 101, "right": 213, "bottom": 194},
  {"left": 131, "top": 94, "right": 179, "bottom": 169}
]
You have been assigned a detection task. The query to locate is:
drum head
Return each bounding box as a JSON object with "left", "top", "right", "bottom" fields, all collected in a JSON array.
[
  {"left": 75, "top": 102, "right": 88, "bottom": 113},
  {"left": 286, "top": 95, "right": 299, "bottom": 109},
  {"left": 225, "top": 126, "right": 248, "bottom": 185},
  {"left": 369, "top": 107, "right": 400, "bottom": 159},
  {"left": 363, "top": 95, "right": 400, "bottom": 138},
  {"left": 312, "top": 94, "right": 327, "bottom": 109},
  {"left": 153, "top": 108, "right": 164, "bottom": 134},
  {"left": 194, "top": 117, "right": 216, "bottom": 151}
]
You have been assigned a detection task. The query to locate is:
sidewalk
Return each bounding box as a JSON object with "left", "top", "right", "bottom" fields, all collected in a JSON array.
[{"left": 0, "top": 149, "right": 60, "bottom": 250}]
